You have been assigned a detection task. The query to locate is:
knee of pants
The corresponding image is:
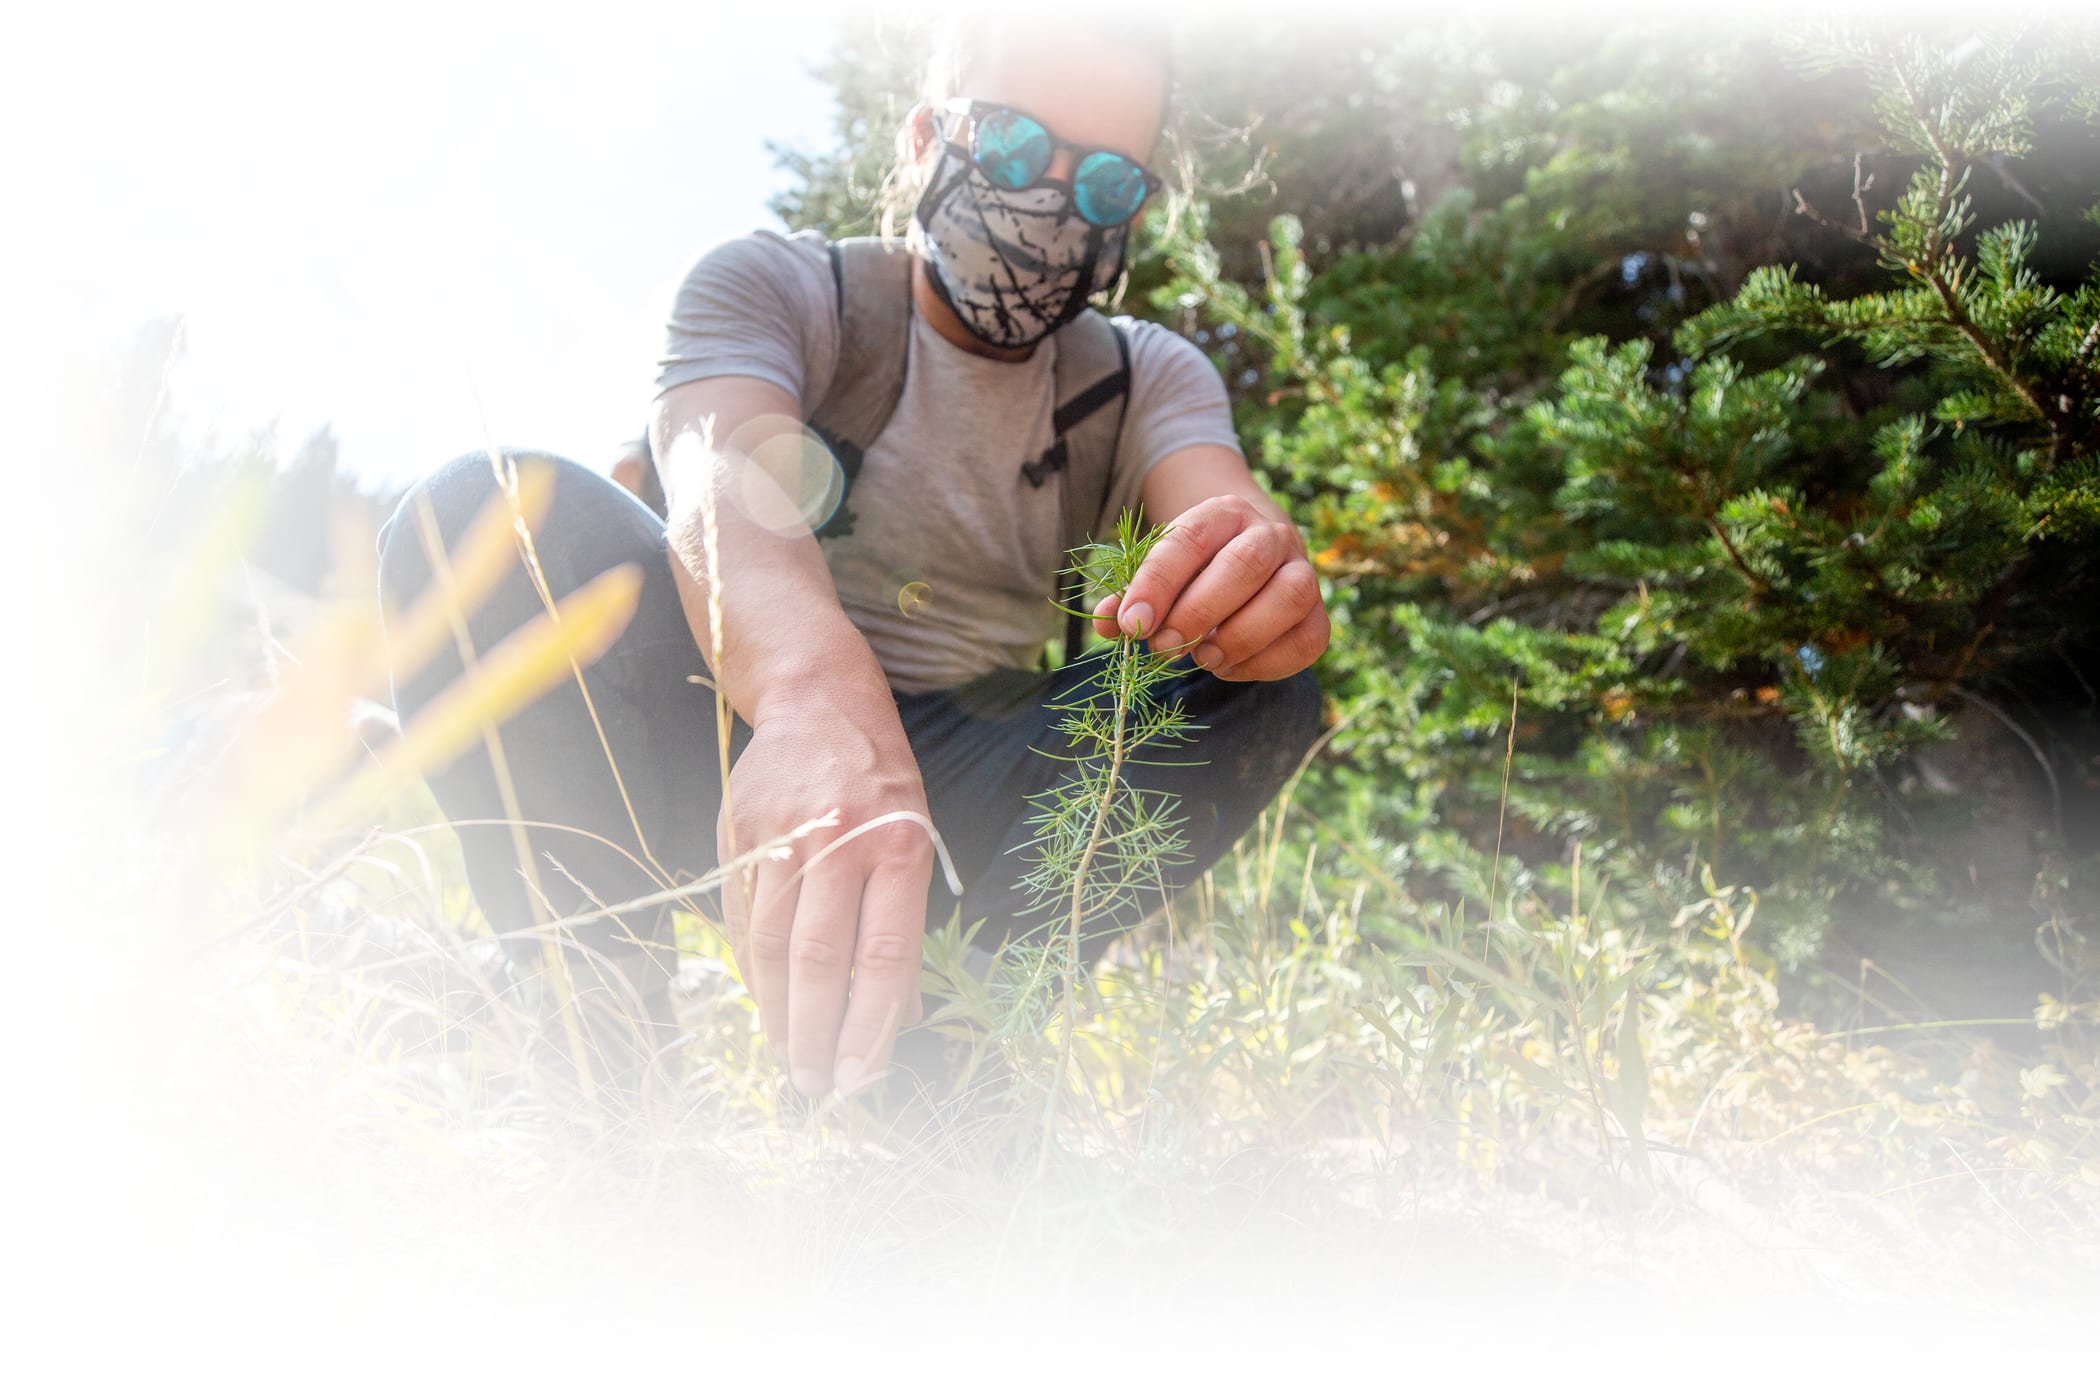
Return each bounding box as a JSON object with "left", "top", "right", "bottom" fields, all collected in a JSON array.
[
  {"left": 1209, "top": 667, "right": 1326, "bottom": 828},
  {"left": 1142, "top": 666, "right": 1326, "bottom": 881},
  {"left": 1266, "top": 667, "right": 1326, "bottom": 766},
  {"left": 374, "top": 448, "right": 593, "bottom": 611},
  {"left": 1218, "top": 666, "right": 1324, "bottom": 776}
]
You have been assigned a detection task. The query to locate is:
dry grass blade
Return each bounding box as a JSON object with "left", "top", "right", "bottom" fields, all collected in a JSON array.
[
  {"left": 202, "top": 462, "right": 558, "bottom": 849},
  {"left": 307, "top": 560, "right": 643, "bottom": 833},
  {"left": 378, "top": 457, "right": 556, "bottom": 685}
]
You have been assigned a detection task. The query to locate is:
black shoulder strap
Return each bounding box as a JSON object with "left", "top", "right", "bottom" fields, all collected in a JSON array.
[
  {"left": 1047, "top": 313, "right": 1133, "bottom": 665},
  {"left": 805, "top": 236, "right": 915, "bottom": 537}
]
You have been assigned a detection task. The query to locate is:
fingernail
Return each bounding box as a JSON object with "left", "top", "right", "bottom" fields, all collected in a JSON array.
[
  {"left": 835, "top": 1057, "right": 868, "bottom": 1094},
  {"left": 1193, "top": 643, "right": 1224, "bottom": 669},
  {"left": 791, "top": 1066, "right": 827, "bottom": 1097},
  {"left": 1151, "top": 628, "right": 1183, "bottom": 653},
  {"left": 1119, "top": 601, "right": 1154, "bottom": 638}
]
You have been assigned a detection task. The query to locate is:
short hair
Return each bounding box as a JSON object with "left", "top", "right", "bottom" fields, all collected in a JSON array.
[{"left": 870, "top": 7, "right": 1192, "bottom": 286}]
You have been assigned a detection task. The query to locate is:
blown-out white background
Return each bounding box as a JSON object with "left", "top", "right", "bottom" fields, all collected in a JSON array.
[
  {"left": 10, "top": 1, "right": 851, "bottom": 490},
  {"left": 6, "top": 1, "right": 2096, "bottom": 1386},
  {"left": 4, "top": 0, "right": 2059, "bottom": 493}
]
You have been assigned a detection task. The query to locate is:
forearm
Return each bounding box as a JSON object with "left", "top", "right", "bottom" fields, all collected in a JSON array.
[
  {"left": 1140, "top": 443, "right": 1293, "bottom": 532},
  {"left": 651, "top": 392, "right": 890, "bottom": 727},
  {"left": 646, "top": 383, "right": 929, "bottom": 1101},
  {"left": 665, "top": 496, "right": 885, "bottom": 727},
  {"left": 659, "top": 451, "right": 881, "bottom": 734}
]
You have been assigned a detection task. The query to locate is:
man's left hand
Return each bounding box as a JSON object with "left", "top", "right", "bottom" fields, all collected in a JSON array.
[{"left": 1091, "top": 493, "right": 1330, "bottom": 682}]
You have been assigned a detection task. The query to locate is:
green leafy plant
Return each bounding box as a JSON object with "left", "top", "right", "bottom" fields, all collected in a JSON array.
[
  {"left": 1013, "top": 511, "right": 1200, "bottom": 951},
  {"left": 1136, "top": 21, "right": 2100, "bottom": 960},
  {"left": 989, "top": 511, "right": 1202, "bottom": 1160}
]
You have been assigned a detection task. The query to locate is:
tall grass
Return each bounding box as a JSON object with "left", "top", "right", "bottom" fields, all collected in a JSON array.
[{"left": 88, "top": 429, "right": 2100, "bottom": 1305}]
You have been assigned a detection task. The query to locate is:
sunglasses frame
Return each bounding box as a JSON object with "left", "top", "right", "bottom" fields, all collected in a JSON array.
[{"left": 938, "top": 97, "right": 1162, "bottom": 229}]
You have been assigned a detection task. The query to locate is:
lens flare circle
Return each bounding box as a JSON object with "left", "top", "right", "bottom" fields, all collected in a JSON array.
[{"left": 736, "top": 427, "right": 844, "bottom": 536}]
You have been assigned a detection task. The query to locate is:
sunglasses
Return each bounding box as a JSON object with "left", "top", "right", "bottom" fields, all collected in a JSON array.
[{"left": 939, "top": 98, "right": 1161, "bottom": 229}]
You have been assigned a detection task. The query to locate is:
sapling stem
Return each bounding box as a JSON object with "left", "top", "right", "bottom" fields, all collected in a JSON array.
[
  {"left": 1067, "top": 655, "right": 1133, "bottom": 950},
  {"left": 1014, "top": 511, "right": 1203, "bottom": 1170}
]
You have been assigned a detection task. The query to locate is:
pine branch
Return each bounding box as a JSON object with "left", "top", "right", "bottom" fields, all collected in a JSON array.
[{"left": 1787, "top": 46, "right": 2072, "bottom": 461}]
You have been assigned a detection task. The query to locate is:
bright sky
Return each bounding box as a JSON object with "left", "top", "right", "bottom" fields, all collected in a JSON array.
[
  {"left": 14, "top": 2, "right": 858, "bottom": 490},
  {"left": 7, "top": 0, "right": 2003, "bottom": 501}
]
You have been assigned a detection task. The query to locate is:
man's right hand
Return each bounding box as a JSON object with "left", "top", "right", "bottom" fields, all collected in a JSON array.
[
  {"left": 653, "top": 375, "right": 935, "bottom": 1099},
  {"left": 716, "top": 692, "right": 934, "bottom": 1099}
]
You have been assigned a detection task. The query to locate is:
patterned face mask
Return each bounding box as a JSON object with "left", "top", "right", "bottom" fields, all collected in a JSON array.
[{"left": 912, "top": 140, "right": 1129, "bottom": 351}]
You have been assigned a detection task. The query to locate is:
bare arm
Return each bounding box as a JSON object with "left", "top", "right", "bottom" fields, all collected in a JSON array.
[
  {"left": 651, "top": 377, "right": 883, "bottom": 721},
  {"left": 651, "top": 376, "right": 933, "bottom": 1098}
]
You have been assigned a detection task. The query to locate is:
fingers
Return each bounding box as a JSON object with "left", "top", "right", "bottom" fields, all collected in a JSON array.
[
  {"left": 785, "top": 865, "right": 861, "bottom": 1096},
  {"left": 723, "top": 824, "right": 930, "bottom": 1100},
  {"left": 831, "top": 855, "right": 932, "bottom": 1097},
  {"left": 1112, "top": 499, "right": 1277, "bottom": 647},
  {"left": 1213, "top": 606, "right": 1332, "bottom": 683},
  {"left": 718, "top": 805, "right": 757, "bottom": 984},
  {"left": 1190, "top": 557, "right": 1322, "bottom": 671},
  {"left": 745, "top": 861, "right": 796, "bottom": 1065},
  {"left": 1091, "top": 591, "right": 1123, "bottom": 641},
  {"left": 719, "top": 818, "right": 750, "bottom": 974},
  {"left": 1110, "top": 504, "right": 1224, "bottom": 641},
  {"left": 1151, "top": 519, "right": 1301, "bottom": 655}
]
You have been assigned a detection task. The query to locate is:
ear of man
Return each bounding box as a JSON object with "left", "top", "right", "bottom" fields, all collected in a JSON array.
[{"left": 902, "top": 102, "right": 939, "bottom": 171}]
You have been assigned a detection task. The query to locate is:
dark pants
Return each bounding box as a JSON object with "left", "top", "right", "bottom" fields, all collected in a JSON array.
[{"left": 375, "top": 449, "right": 1323, "bottom": 968}]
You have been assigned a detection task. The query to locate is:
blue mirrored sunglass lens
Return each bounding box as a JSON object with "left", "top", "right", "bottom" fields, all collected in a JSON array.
[
  {"left": 974, "top": 109, "right": 1052, "bottom": 190},
  {"left": 1074, "top": 151, "right": 1148, "bottom": 226}
]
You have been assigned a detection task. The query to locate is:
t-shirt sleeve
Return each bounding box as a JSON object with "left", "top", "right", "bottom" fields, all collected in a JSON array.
[
  {"left": 654, "top": 229, "right": 837, "bottom": 412},
  {"left": 1095, "top": 317, "right": 1244, "bottom": 539}
]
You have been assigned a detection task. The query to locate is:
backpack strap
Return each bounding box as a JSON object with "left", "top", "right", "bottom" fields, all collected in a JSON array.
[
  {"left": 805, "top": 236, "right": 916, "bottom": 538},
  {"left": 1043, "top": 312, "right": 1133, "bottom": 666}
]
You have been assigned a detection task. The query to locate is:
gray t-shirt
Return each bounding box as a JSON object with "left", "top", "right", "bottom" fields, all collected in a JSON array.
[{"left": 654, "top": 228, "right": 1242, "bottom": 695}]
